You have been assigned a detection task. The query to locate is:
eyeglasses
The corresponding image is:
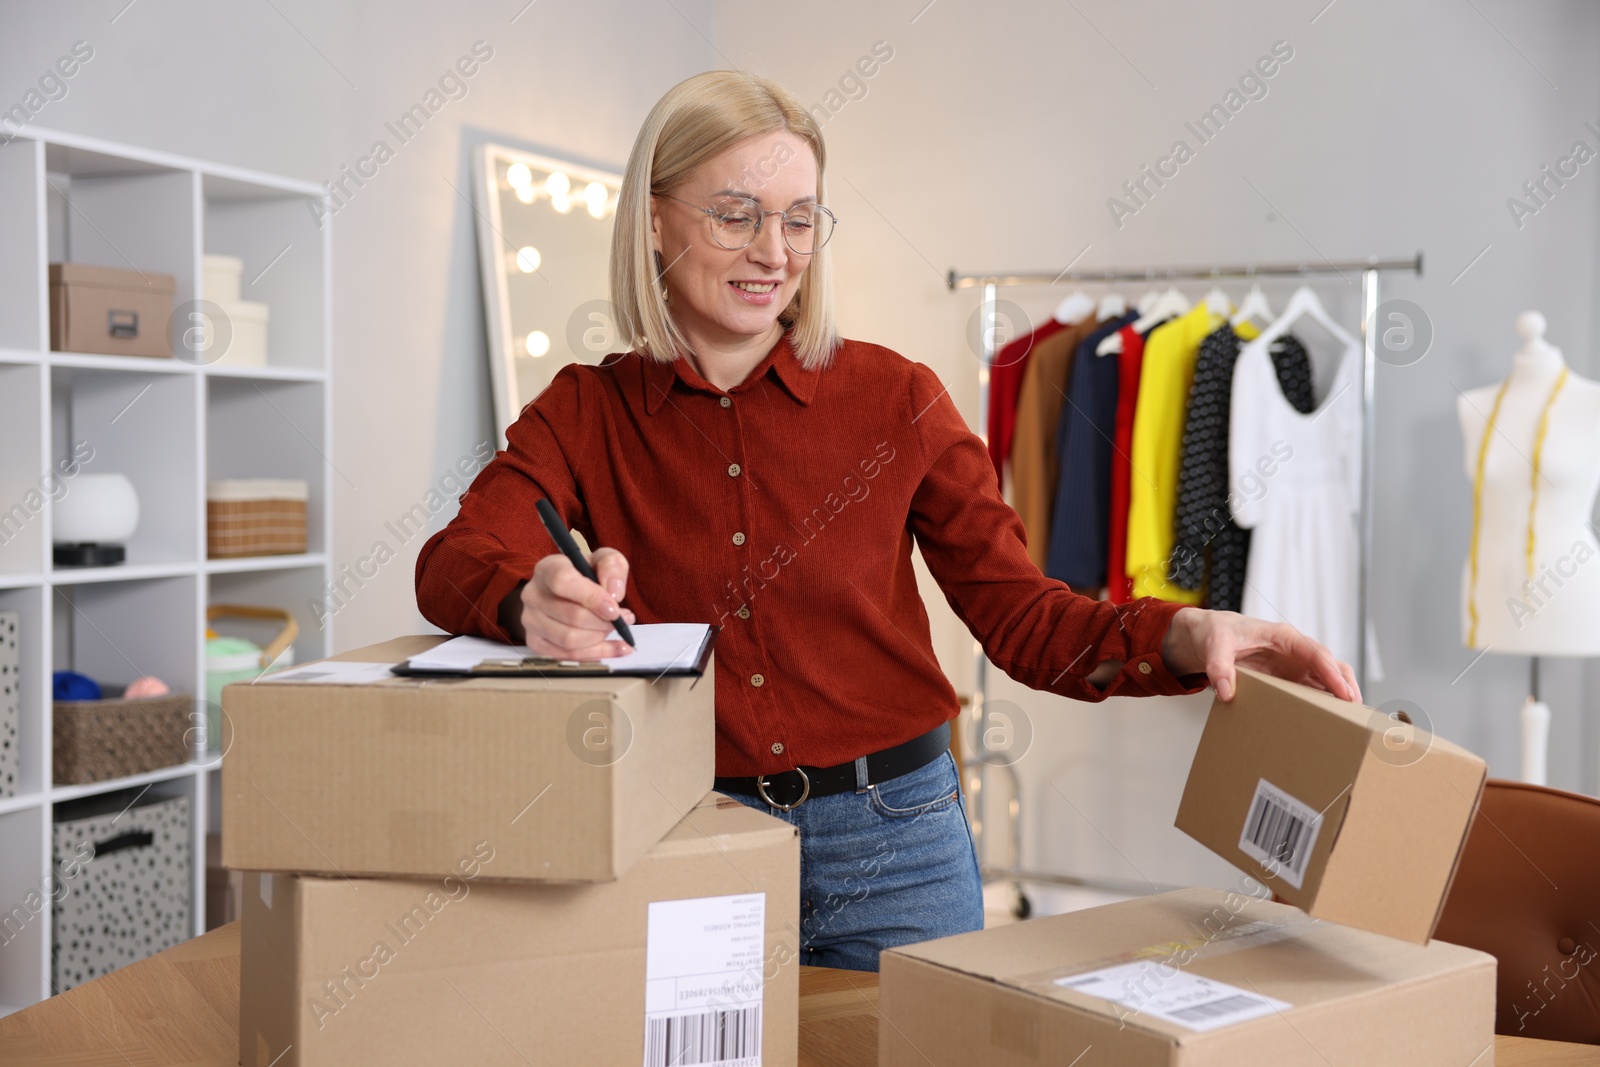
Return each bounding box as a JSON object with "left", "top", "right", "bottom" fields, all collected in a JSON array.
[{"left": 656, "top": 193, "right": 837, "bottom": 255}]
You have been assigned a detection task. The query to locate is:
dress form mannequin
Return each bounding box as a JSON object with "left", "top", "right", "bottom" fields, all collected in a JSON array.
[{"left": 1457, "top": 311, "right": 1600, "bottom": 783}]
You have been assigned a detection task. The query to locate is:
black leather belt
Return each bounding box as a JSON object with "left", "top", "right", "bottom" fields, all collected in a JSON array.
[{"left": 715, "top": 721, "right": 951, "bottom": 811}]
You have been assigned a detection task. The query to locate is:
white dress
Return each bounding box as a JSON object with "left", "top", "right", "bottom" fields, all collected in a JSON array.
[{"left": 1228, "top": 330, "right": 1381, "bottom": 676}]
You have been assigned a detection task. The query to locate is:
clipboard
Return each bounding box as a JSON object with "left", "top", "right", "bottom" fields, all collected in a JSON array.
[{"left": 389, "top": 625, "right": 718, "bottom": 678}]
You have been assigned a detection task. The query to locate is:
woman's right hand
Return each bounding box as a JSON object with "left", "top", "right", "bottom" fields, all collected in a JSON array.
[{"left": 500, "top": 547, "right": 636, "bottom": 660}]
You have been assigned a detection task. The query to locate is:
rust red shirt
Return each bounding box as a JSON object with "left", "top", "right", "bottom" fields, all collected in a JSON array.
[{"left": 414, "top": 328, "right": 1207, "bottom": 777}]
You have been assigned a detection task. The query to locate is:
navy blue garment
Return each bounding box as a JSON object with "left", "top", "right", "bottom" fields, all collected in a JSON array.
[{"left": 1045, "top": 311, "right": 1138, "bottom": 588}]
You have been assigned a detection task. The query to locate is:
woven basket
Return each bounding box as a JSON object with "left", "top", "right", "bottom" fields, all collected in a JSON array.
[
  {"left": 207, "top": 478, "right": 309, "bottom": 558},
  {"left": 53, "top": 691, "right": 192, "bottom": 785},
  {"left": 207, "top": 497, "right": 308, "bottom": 557}
]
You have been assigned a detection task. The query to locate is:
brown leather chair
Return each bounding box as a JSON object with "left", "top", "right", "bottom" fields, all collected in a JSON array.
[{"left": 1434, "top": 778, "right": 1600, "bottom": 1044}]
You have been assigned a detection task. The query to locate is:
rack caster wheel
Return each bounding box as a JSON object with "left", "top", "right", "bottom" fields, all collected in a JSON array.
[{"left": 1012, "top": 892, "right": 1031, "bottom": 920}]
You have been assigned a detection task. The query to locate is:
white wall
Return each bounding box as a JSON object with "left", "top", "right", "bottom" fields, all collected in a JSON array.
[
  {"left": 8, "top": 0, "right": 1600, "bottom": 890},
  {"left": 717, "top": 0, "right": 1600, "bottom": 887}
]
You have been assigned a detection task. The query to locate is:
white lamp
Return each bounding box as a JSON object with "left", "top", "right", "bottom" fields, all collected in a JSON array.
[{"left": 53, "top": 472, "right": 139, "bottom": 567}]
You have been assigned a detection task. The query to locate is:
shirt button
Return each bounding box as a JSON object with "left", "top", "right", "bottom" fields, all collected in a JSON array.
[
  {"left": 1138, "top": 662, "right": 1153, "bottom": 675},
  {"left": 736, "top": 606, "right": 751, "bottom": 620},
  {"left": 720, "top": 396, "right": 732, "bottom": 408},
  {"left": 750, "top": 673, "right": 765, "bottom": 687},
  {"left": 770, "top": 741, "right": 784, "bottom": 755},
  {"left": 732, "top": 531, "right": 746, "bottom": 546},
  {"left": 728, "top": 463, "right": 741, "bottom": 477}
]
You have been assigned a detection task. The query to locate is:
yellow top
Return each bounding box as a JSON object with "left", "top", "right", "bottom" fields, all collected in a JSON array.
[{"left": 1124, "top": 306, "right": 1258, "bottom": 603}]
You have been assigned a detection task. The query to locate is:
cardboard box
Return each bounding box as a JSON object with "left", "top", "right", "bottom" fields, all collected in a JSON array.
[
  {"left": 222, "top": 635, "right": 715, "bottom": 882},
  {"left": 205, "top": 832, "right": 245, "bottom": 930},
  {"left": 49, "top": 262, "right": 176, "bottom": 358},
  {"left": 240, "top": 792, "right": 799, "bottom": 1067},
  {"left": 879, "top": 886, "right": 1496, "bottom": 1066},
  {"left": 1174, "top": 667, "right": 1487, "bottom": 944}
]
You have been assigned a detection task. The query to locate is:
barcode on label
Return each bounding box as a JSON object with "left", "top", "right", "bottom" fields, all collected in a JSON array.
[
  {"left": 1237, "top": 778, "right": 1322, "bottom": 889},
  {"left": 1169, "top": 993, "right": 1270, "bottom": 1024},
  {"left": 643, "top": 1004, "right": 761, "bottom": 1067}
]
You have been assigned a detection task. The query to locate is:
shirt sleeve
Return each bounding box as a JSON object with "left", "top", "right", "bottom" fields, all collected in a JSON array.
[
  {"left": 414, "top": 365, "right": 590, "bottom": 641},
  {"left": 905, "top": 361, "right": 1208, "bottom": 702}
]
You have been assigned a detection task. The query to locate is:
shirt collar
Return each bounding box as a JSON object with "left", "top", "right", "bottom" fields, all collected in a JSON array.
[{"left": 643, "top": 328, "right": 818, "bottom": 415}]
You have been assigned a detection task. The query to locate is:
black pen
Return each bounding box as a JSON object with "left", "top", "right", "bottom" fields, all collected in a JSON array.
[{"left": 535, "top": 498, "right": 636, "bottom": 648}]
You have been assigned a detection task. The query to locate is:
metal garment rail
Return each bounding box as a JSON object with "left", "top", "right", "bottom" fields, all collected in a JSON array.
[{"left": 947, "top": 253, "right": 1424, "bottom": 914}]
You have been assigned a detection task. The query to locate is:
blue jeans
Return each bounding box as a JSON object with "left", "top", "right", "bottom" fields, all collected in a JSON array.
[{"left": 724, "top": 749, "right": 985, "bottom": 972}]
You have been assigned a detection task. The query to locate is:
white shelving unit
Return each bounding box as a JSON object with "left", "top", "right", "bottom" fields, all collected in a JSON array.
[{"left": 0, "top": 127, "right": 332, "bottom": 1015}]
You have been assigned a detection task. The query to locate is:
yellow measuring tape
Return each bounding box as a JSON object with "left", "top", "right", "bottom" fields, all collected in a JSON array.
[{"left": 1466, "top": 367, "right": 1569, "bottom": 646}]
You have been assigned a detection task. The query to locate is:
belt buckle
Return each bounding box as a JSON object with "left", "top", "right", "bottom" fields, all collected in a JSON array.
[{"left": 756, "top": 767, "right": 810, "bottom": 811}]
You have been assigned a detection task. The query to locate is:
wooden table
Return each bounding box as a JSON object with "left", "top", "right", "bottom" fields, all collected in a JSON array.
[{"left": 0, "top": 923, "right": 1594, "bottom": 1065}]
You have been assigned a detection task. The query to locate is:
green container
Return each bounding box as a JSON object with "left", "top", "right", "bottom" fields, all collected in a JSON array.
[{"left": 205, "top": 635, "right": 292, "bottom": 755}]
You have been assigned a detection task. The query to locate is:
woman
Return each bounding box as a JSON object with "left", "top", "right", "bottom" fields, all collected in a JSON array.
[{"left": 415, "top": 69, "right": 1359, "bottom": 972}]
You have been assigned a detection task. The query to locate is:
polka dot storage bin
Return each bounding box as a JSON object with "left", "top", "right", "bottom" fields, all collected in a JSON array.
[
  {"left": 0, "top": 611, "right": 17, "bottom": 799},
  {"left": 51, "top": 789, "right": 191, "bottom": 992}
]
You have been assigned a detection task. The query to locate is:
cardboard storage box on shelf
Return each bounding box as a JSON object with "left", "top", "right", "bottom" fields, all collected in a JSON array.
[
  {"left": 221, "top": 635, "right": 715, "bottom": 882},
  {"left": 213, "top": 298, "right": 269, "bottom": 366},
  {"left": 1174, "top": 667, "right": 1487, "bottom": 944},
  {"left": 879, "top": 886, "right": 1496, "bottom": 1067},
  {"left": 240, "top": 792, "right": 799, "bottom": 1067},
  {"left": 204, "top": 253, "right": 243, "bottom": 302},
  {"left": 53, "top": 790, "right": 193, "bottom": 992},
  {"left": 202, "top": 252, "right": 270, "bottom": 365},
  {"left": 49, "top": 262, "right": 176, "bottom": 358}
]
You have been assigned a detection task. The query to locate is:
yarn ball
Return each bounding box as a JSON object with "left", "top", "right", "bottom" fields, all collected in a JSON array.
[
  {"left": 53, "top": 671, "right": 102, "bottom": 701},
  {"left": 124, "top": 675, "right": 170, "bottom": 698}
]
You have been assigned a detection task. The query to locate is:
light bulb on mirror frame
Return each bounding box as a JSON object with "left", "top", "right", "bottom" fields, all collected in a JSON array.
[
  {"left": 506, "top": 162, "right": 533, "bottom": 189},
  {"left": 514, "top": 183, "right": 536, "bottom": 204},
  {"left": 515, "top": 246, "right": 541, "bottom": 273},
  {"left": 544, "top": 171, "right": 570, "bottom": 198},
  {"left": 524, "top": 330, "right": 551, "bottom": 358},
  {"left": 550, "top": 192, "right": 572, "bottom": 214},
  {"left": 584, "top": 182, "right": 608, "bottom": 218}
]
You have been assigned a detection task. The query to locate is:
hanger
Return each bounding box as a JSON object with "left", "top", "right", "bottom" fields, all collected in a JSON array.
[
  {"left": 1096, "top": 291, "right": 1127, "bottom": 320},
  {"left": 1263, "top": 285, "right": 1357, "bottom": 350},
  {"left": 1054, "top": 289, "right": 1095, "bottom": 325},
  {"left": 1135, "top": 287, "right": 1161, "bottom": 317},
  {"left": 1091, "top": 290, "right": 1132, "bottom": 355},
  {"left": 1131, "top": 287, "right": 1189, "bottom": 334},
  {"left": 1203, "top": 286, "right": 1231, "bottom": 317},
  {"left": 1243, "top": 285, "right": 1358, "bottom": 408},
  {"left": 1229, "top": 283, "right": 1273, "bottom": 327}
]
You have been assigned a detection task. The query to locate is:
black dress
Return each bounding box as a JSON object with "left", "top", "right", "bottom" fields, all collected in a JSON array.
[{"left": 1167, "top": 324, "right": 1315, "bottom": 611}]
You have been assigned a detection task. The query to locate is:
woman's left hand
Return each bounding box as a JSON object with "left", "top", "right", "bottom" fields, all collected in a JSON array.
[{"left": 1160, "top": 607, "right": 1360, "bottom": 704}]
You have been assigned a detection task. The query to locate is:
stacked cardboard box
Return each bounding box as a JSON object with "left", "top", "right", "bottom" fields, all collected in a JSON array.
[
  {"left": 880, "top": 667, "right": 1497, "bottom": 1065},
  {"left": 223, "top": 636, "right": 800, "bottom": 1067},
  {"left": 880, "top": 887, "right": 1496, "bottom": 1066}
]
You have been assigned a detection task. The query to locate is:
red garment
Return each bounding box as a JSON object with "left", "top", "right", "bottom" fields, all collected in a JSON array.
[
  {"left": 1106, "top": 324, "right": 1147, "bottom": 605},
  {"left": 415, "top": 329, "right": 1205, "bottom": 777},
  {"left": 987, "top": 318, "right": 1069, "bottom": 486}
]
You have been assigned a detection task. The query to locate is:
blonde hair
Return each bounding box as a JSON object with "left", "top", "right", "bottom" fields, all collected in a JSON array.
[{"left": 611, "top": 70, "right": 840, "bottom": 371}]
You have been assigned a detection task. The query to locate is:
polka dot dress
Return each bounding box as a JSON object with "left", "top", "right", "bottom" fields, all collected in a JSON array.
[{"left": 1168, "top": 326, "right": 1314, "bottom": 611}]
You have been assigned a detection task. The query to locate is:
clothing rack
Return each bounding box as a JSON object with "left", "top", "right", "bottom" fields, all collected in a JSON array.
[{"left": 947, "top": 253, "right": 1424, "bottom": 914}]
